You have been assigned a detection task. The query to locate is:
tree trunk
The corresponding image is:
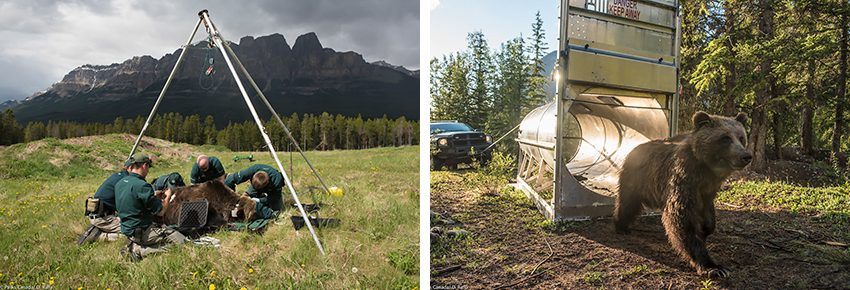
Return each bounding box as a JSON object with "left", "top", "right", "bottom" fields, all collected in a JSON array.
[
  {"left": 773, "top": 112, "right": 782, "bottom": 160},
  {"left": 833, "top": 8, "right": 848, "bottom": 157},
  {"left": 801, "top": 59, "right": 814, "bottom": 155},
  {"left": 722, "top": 0, "right": 738, "bottom": 117},
  {"left": 748, "top": 0, "right": 774, "bottom": 172}
]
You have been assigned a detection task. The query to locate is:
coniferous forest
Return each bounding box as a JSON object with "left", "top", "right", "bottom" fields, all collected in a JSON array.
[
  {"left": 1, "top": 109, "right": 418, "bottom": 151},
  {"left": 432, "top": 3, "right": 850, "bottom": 171}
]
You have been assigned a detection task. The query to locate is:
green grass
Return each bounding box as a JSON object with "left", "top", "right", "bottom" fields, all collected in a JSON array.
[
  {"left": 718, "top": 181, "right": 850, "bottom": 213},
  {"left": 582, "top": 271, "right": 606, "bottom": 283},
  {"left": 430, "top": 163, "right": 546, "bottom": 274},
  {"left": 621, "top": 264, "right": 647, "bottom": 276},
  {"left": 0, "top": 134, "right": 419, "bottom": 289},
  {"left": 717, "top": 180, "right": 850, "bottom": 239}
]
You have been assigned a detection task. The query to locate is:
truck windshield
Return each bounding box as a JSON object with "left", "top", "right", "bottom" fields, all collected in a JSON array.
[{"left": 430, "top": 123, "right": 474, "bottom": 134}]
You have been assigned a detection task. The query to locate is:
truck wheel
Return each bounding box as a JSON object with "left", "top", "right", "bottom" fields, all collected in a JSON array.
[
  {"left": 431, "top": 157, "right": 444, "bottom": 171},
  {"left": 480, "top": 155, "right": 492, "bottom": 167}
]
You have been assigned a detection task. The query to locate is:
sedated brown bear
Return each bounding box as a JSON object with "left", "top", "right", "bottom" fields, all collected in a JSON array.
[
  {"left": 614, "top": 111, "right": 751, "bottom": 278},
  {"left": 154, "top": 179, "right": 259, "bottom": 228}
]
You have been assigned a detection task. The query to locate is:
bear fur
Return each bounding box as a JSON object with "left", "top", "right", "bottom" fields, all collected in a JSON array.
[
  {"left": 614, "top": 111, "right": 751, "bottom": 278},
  {"left": 154, "top": 179, "right": 258, "bottom": 228}
]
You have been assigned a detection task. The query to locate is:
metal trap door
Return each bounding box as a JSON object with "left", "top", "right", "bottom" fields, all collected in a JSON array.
[
  {"left": 565, "top": 0, "right": 680, "bottom": 93},
  {"left": 178, "top": 199, "right": 209, "bottom": 228},
  {"left": 516, "top": 0, "right": 680, "bottom": 221}
]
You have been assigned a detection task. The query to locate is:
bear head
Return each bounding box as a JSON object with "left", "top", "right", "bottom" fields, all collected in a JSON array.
[
  {"left": 237, "top": 194, "right": 258, "bottom": 223},
  {"left": 689, "top": 111, "right": 752, "bottom": 176}
]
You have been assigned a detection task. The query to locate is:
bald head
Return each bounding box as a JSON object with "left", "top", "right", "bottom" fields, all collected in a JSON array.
[{"left": 197, "top": 155, "right": 209, "bottom": 172}]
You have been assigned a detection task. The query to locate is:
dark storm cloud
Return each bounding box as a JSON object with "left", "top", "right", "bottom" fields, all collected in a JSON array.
[
  {"left": 131, "top": 0, "right": 419, "bottom": 68},
  {"left": 0, "top": 0, "right": 419, "bottom": 103}
]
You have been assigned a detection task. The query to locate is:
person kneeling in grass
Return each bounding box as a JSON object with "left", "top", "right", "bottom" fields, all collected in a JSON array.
[
  {"left": 77, "top": 166, "right": 130, "bottom": 245},
  {"left": 116, "top": 153, "right": 185, "bottom": 261}
]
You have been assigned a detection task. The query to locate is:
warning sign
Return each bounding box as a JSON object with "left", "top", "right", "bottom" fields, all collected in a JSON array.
[{"left": 608, "top": 0, "right": 641, "bottom": 20}]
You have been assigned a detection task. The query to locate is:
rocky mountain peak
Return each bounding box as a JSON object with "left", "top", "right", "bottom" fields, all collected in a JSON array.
[
  {"left": 371, "top": 60, "right": 419, "bottom": 78},
  {"left": 292, "top": 32, "right": 323, "bottom": 57},
  {"left": 13, "top": 32, "right": 418, "bottom": 126}
]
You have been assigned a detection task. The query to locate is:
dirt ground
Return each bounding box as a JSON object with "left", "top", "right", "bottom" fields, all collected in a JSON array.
[{"left": 430, "top": 147, "right": 850, "bottom": 289}]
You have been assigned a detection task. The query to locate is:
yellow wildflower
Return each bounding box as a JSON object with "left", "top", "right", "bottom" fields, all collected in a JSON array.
[
  {"left": 248, "top": 268, "right": 253, "bottom": 273},
  {"left": 209, "top": 284, "right": 216, "bottom": 290},
  {"left": 210, "top": 271, "right": 215, "bottom": 277}
]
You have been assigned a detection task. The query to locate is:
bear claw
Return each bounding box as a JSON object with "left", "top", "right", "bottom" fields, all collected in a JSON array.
[{"left": 700, "top": 267, "right": 729, "bottom": 278}]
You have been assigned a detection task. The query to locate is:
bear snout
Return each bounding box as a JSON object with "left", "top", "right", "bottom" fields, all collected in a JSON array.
[
  {"left": 732, "top": 152, "right": 752, "bottom": 169},
  {"left": 741, "top": 153, "right": 752, "bottom": 164}
]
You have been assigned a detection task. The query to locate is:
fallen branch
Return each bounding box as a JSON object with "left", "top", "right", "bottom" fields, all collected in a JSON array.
[
  {"left": 433, "top": 265, "right": 461, "bottom": 276},
  {"left": 748, "top": 238, "right": 793, "bottom": 253},
  {"left": 529, "top": 233, "right": 554, "bottom": 275},
  {"left": 784, "top": 228, "right": 849, "bottom": 247},
  {"left": 784, "top": 228, "right": 812, "bottom": 239},
  {"left": 785, "top": 257, "right": 834, "bottom": 266},
  {"left": 720, "top": 202, "right": 744, "bottom": 208},
  {"left": 822, "top": 241, "right": 849, "bottom": 247}
]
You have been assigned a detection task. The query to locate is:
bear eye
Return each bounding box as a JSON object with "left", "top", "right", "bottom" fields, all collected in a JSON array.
[
  {"left": 739, "top": 137, "right": 746, "bottom": 145},
  {"left": 721, "top": 136, "right": 732, "bottom": 143}
]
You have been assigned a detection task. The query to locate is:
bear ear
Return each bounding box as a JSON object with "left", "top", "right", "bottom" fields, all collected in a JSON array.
[
  {"left": 693, "top": 111, "right": 711, "bottom": 130},
  {"left": 735, "top": 112, "right": 748, "bottom": 126}
]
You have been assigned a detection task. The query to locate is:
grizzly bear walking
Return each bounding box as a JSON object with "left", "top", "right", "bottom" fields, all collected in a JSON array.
[{"left": 614, "top": 111, "right": 751, "bottom": 278}]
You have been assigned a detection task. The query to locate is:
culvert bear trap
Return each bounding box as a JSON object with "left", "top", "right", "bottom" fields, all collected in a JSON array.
[{"left": 515, "top": 0, "right": 681, "bottom": 221}]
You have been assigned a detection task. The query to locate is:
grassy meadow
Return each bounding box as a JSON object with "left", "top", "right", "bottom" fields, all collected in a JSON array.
[{"left": 0, "top": 134, "right": 419, "bottom": 289}]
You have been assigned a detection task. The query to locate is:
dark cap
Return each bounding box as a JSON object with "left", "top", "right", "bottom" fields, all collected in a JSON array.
[
  {"left": 125, "top": 152, "right": 154, "bottom": 167},
  {"left": 166, "top": 172, "right": 184, "bottom": 188}
]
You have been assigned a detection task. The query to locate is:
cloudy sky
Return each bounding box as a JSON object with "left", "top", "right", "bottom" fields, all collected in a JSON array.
[
  {"left": 0, "top": 0, "right": 420, "bottom": 103},
  {"left": 430, "top": 0, "right": 558, "bottom": 60}
]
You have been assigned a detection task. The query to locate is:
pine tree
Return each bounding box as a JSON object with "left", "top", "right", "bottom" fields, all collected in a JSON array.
[
  {"left": 430, "top": 54, "right": 470, "bottom": 122},
  {"left": 466, "top": 31, "right": 493, "bottom": 130},
  {"left": 488, "top": 37, "right": 528, "bottom": 155},
  {"left": 526, "top": 11, "right": 549, "bottom": 106}
]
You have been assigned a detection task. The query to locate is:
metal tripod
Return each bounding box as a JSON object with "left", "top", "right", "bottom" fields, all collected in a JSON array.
[{"left": 127, "top": 9, "right": 330, "bottom": 255}]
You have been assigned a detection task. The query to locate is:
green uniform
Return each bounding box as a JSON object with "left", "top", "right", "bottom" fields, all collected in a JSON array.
[
  {"left": 151, "top": 172, "right": 185, "bottom": 191},
  {"left": 90, "top": 170, "right": 129, "bottom": 216},
  {"left": 225, "top": 164, "right": 285, "bottom": 218},
  {"left": 190, "top": 156, "right": 225, "bottom": 184},
  {"left": 115, "top": 172, "right": 163, "bottom": 236}
]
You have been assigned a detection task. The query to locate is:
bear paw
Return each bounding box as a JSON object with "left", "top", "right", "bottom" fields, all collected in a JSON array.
[{"left": 699, "top": 266, "right": 729, "bottom": 278}]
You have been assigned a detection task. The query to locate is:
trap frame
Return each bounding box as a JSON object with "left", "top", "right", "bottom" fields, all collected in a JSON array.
[
  {"left": 515, "top": 0, "right": 681, "bottom": 221},
  {"left": 126, "top": 10, "right": 330, "bottom": 255}
]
